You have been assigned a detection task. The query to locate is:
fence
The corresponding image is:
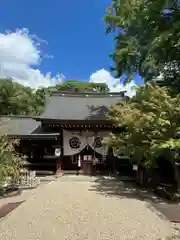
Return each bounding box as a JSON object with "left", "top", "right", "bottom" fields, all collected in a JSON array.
[{"left": 16, "top": 170, "right": 40, "bottom": 188}]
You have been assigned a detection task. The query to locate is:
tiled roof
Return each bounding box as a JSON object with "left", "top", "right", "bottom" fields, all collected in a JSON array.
[
  {"left": 38, "top": 91, "right": 125, "bottom": 121},
  {"left": 0, "top": 116, "right": 40, "bottom": 136},
  {"left": 0, "top": 116, "right": 60, "bottom": 139}
]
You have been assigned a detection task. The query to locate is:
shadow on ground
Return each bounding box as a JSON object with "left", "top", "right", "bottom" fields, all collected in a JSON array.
[
  {"left": 88, "top": 176, "right": 173, "bottom": 204},
  {"left": 171, "top": 225, "right": 180, "bottom": 239}
]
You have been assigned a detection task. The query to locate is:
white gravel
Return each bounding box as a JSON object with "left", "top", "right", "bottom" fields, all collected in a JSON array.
[{"left": 0, "top": 175, "right": 173, "bottom": 240}]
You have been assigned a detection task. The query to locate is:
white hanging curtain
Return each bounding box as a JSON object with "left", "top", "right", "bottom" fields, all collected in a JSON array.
[
  {"left": 63, "top": 130, "right": 109, "bottom": 156},
  {"left": 63, "top": 130, "right": 87, "bottom": 156},
  {"left": 89, "top": 131, "right": 109, "bottom": 156},
  {"left": 94, "top": 144, "right": 108, "bottom": 156}
]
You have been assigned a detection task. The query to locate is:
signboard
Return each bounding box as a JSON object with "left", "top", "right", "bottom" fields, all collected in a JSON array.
[
  {"left": 55, "top": 148, "right": 61, "bottom": 156},
  {"left": 133, "top": 165, "right": 138, "bottom": 171}
]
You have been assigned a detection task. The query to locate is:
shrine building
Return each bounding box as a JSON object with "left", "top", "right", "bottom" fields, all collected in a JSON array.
[{"left": 0, "top": 90, "right": 130, "bottom": 175}]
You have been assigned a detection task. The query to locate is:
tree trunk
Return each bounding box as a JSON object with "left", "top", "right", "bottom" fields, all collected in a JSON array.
[
  {"left": 140, "top": 170, "right": 144, "bottom": 186},
  {"left": 173, "top": 163, "right": 180, "bottom": 192},
  {"left": 113, "top": 157, "right": 116, "bottom": 175}
]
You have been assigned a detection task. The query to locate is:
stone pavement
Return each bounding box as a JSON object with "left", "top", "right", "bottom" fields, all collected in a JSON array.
[{"left": 0, "top": 175, "right": 174, "bottom": 240}]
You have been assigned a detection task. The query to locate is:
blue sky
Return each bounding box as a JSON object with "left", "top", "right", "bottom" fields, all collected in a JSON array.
[{"left": 0, "top": 0, "right": 142, "bottom": 94}]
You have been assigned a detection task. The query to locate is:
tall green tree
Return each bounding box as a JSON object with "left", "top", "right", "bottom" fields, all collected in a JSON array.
[
  {"left": 56, "top": 80, "right": 109, "bottom": 92},
  {"left": 0, "top": 79, "right": 108, "bottom": 116},
  {"left": 0, "top": 123, "right": 22, "bottom": 185},
  {"left": 0, "top": 79, "right": 43, "bottom": 115},
  {"left": 104, "top": 0, "right": 180, "bottom": 92},
  {"left": 36, "top": 80, "right": 109, "bottom": 106},
  {"left": 106, "top": 84, "right": 180, "bottom": 190}
]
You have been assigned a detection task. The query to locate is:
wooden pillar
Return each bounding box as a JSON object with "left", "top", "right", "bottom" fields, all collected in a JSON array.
[
  {"left": 56, "top": 157, "right": 63, "bottom": 176},
  {"left": 56, "top": 132, "right": 63, "bottom": 177},
  {"left": 55, "top": 146, "right": 63, "bottom": 176}
]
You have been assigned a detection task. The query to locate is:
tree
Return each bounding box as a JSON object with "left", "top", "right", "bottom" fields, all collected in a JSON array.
[
  {"left": 0, "top": 123, "right": 22, "bottom": 185},
  {"left": 36, "top": 80, "right": 110, "bottom": 106},
  {"left": 106, "top": 84, "right": 180, "bottom": 190},
  {"left": 0, "top": 79, "right": 109, "bottom": 116},
  {"left": 56, "top": 80, "right": 109, "bottom": 93},
  {"left": 0, "top": 79, "right": 43, "bottom": 115},
  {"left": 104, "top": 0, "right": 180, "bottom": 92}
]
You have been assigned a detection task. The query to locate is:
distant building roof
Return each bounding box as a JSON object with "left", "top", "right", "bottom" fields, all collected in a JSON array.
[
  {"left": 36, "top": 91, "right": 125, "bottom": 121},
  {"left": 0, "top": 116, "right": 60, "bottom": 139}
]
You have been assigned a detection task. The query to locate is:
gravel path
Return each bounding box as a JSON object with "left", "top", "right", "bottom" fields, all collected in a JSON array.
[
  {"left": 0, "top": 176, "right": 56, "bottom": 209},
  {"left": 0, "top": 175, "right": 173, "bottom": 240}
]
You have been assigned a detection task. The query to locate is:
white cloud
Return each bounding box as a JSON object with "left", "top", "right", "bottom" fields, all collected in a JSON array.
[
  {"left": 0, "top": 28, "right": 64, "bottom": 89},
  {"left": 0, "top": 29, "right": 136, "bottom": 96},
  {"left": 89, "top": 69, "right": 136, "bottom": 97}
]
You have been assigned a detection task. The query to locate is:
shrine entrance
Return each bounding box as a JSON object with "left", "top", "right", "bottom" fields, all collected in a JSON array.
[
  {"left": 62, "top": 130, "right": 109, "bottom": 175},
  {"left": 81, "top": 155, "right": 92, "bottom": 175},
  {"left": 80, "top": 146, "right": 94, "bottom": 175}
]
